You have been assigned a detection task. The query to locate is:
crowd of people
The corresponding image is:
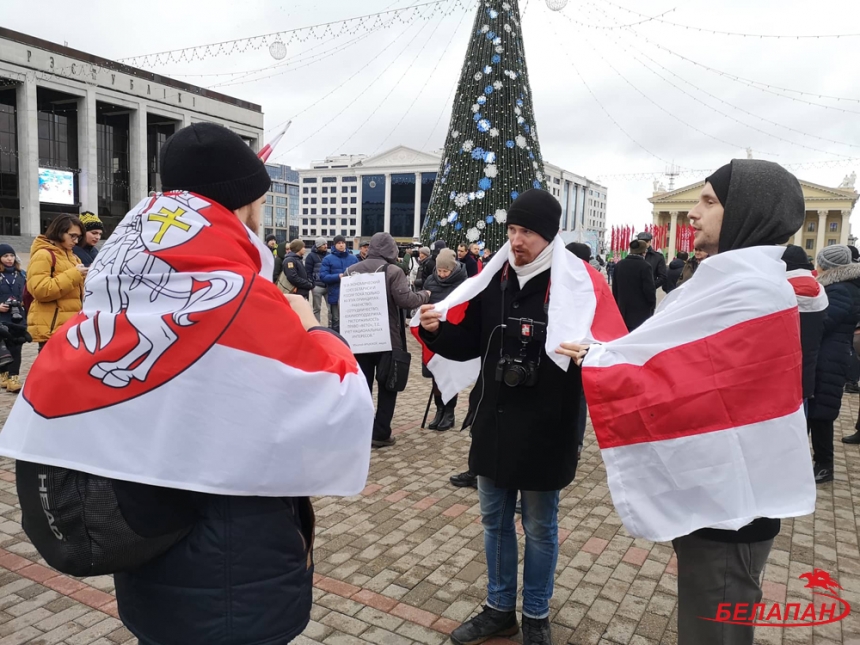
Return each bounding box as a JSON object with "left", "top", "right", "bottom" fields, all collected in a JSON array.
[{"left": 3, "top": 122, "right": 856, "bottom": 645}]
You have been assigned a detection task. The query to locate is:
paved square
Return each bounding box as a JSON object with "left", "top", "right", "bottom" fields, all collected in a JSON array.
[{"left": 0, "top": 337, "right": 858, "bottom": 644}]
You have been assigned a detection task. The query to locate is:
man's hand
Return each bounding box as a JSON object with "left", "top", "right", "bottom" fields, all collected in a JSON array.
[
  {"left": 0, "top": 304, "right": 9, "bottom": 313},
  {"left": 556, "top": 342, "right": 590, "bottom": 367},
  {"left": 286, "top": 294, "right": 320, "bottom": 331},
  {"left": 419, "top": 304, "right": 442, "bottom": 333}
]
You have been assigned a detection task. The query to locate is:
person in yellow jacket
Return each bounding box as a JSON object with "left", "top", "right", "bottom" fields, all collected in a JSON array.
[{"left": 27, "top": 215, "right": 88, "bottom": 348}]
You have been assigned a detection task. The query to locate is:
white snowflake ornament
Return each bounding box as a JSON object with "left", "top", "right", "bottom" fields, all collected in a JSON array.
[
  {"left": 466, "top": 227, "right": 480, "bottom": 242},
  {"left": 472, "top": 104, "right": 481, "bottom": 113},
  {"left": 474, "top": 72, "right": 483, "bottom": 81},
  {"left": 455, "top": 193, "right": 469, "bottom": 207},
  {"left": 462, "top": 140, "right": 474, "bottom": 152},
  {"left": 494, "top": 209, "right": 507, "bottom": 224},
  {"left": 484, "top": 164, "right": 498, "bottom": 178},
  {"left": 516, "top": 135, "right": 527, "bottom": 148},
  {"left": 477, "top": 220, "right": 486, "bottom": 230},
  {"left": 489, "top": 128, "right": 500, "bottom": 137},
  {"left": 481, "top": 24, "right": 490, "bottom": 33},
  {"left": 493, "top": 80, "right": 503, "bottom": 90}
]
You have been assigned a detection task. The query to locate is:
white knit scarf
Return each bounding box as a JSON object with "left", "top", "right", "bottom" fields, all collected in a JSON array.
[{"left": 507, "top": 240, "right": 554, "bottom": 289}]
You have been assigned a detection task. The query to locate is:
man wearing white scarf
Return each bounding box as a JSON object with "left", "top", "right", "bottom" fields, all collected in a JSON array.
[{"left": 419, "top": 190, "right": 591, "bottom": 645}]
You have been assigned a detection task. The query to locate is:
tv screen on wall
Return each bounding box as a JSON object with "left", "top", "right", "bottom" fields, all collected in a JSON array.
[{"left": 38, "top": 168, "right": 75, "bottom": 206}]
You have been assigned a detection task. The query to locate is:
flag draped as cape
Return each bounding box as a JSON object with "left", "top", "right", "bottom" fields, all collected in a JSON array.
[
  {"left": 582, "top": 246, "right": 816, "bottom": 542},
  {"left": 0, "top": 193, "right": 375, "bottom": 497}
]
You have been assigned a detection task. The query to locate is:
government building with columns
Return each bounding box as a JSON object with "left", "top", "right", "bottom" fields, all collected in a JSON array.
[
  {"left": 298, "top": 145, "right": 607, "bottom": 249},
  {"left": 0, "top": 27, "right": 263, "bottom": 244},
  {"left": 649, "top": 174, "right": 858, "bottom": 259}
]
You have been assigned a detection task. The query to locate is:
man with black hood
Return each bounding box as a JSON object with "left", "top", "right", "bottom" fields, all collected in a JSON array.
[
  {"left": 346, "top": 233, "right": 430, "bottom": 447},
  {"left": 636, "top": 231, "right": 667, "bottom": 290},
  {"left": 559, "top": 160, "right": 810, "bottom": 645},
  {"left": 611, "top": 239, "right": 656, "bottom": 332},
  {"left": 419, "top": 190, "right": 583, "bottom": 645}
]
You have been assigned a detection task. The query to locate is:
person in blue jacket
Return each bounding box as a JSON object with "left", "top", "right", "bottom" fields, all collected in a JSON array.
[{"left": 319, "top": 235, "right": 357, "bottom": 333}]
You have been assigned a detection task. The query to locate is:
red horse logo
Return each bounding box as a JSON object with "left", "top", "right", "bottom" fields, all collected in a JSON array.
[{"left": 799, "top": 569, "right": 843, "bottom": 594}]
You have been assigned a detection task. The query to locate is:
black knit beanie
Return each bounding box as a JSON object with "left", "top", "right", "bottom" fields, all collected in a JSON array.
[
  {"left": 705, "top": 163, "right": 732, "bottom": 207},
  {"left": 506, "top": 189, "right": 561, "bottom": 242},
  {"left": 566, "top": 242, "right": 591, "bottom": 261},
  {"left": 782, "top": 244, "right": 813, "bottom": 272},
  {"left": 0, "top": 244, "right": 14, "bottom": 258},
  {"left": 160, "top": 123, "right": 271, "bottom": 211}
]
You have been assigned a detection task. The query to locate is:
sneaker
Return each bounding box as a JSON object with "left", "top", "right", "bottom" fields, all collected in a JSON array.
[
  {"left": 450, "top": 470, "right": 477, "bottom": 488},
  {"left": 845, "top": 382, "right": 860, "bottom": 394},
  {"left": 814, "top": 464, "right": 834, "bottom": 484},
  {"left": 842, "top": 431, "right": 860, "bottom": 445},
  {"left": 521, "top": 616, "right": 552, "bottom": 645},
  {"left": 372, "top": 437, "right": 397, "bottom": 448},
  {"left": 450, "top": 606, "right": 518, "bottom": 645}
]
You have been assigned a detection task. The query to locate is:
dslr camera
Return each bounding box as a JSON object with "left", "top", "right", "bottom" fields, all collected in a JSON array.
[
  {"left": 5, "top": 298, "right": 23, "bottom": 323},
  {"left": 495, "top": 317, "right": 547, "bottom": 388}
]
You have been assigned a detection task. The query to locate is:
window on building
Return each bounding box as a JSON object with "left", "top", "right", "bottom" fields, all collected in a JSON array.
[
  {"left": 311, "top": 198, "right": 317, "bottom": 204},
  {"left": 303, "top": 198, "right": 308, "bottom": 204},
  {"left": 351, "top": 197, "right": 357, "bottom": 204},
  {"left": 310, "top": 209, "right": 316, "bottom": 215},
  {"left": 343, "top": 176, "right": 357, "bottom": 183},
  {"left": 828, "top": 239, "right": 838, "bottom": 246},
  {"left": 302, "top": 208, "right": 308, "bottom": 215},
  {"left": 351, "top": 186, "right": 357, "bottom": 193},
  {"left": 321, "top": 208, "right": 327, "bottom": 215},
  {"left": 350, "top": 218, "right": 357, "bottom": 225},
  {"left": 302, "top": 229, "right": 308, "bottom": 236},
  {"left": 275, "top": 207, "right": 286, "bottom": 227},
  {"left": 311, "top": 218, "right": 317, "bottom": 225},
  {"left": 322, "top": 198, "right": 327, "bottom": 204},
  {"left": 321, "top": 187, "right": 327, "bottom": 194},
  {"left": 807, "top": 222, "right": 815, "bottom": 232},
  {"left": 302, "top": 187, "right": 308, "bottom": 194},
  {"left": 805, "top": 239, "right": 814, "bottom": 250},
  {"left": 303, "top": 178, "right": 317, "bottom": 183},
  {"left": 362, "top": 175, "right": 385, "bottom": 236},
  {"left": 302, "top": 218, "right": 308, "bottom": 225},
  {"left": 341, "top": 229, "right": 347, "bottom": 236},
  {"left": 350, "top": 229, "right": 356, "bottom": 236},
  {"left": 263, "top": 205, "right": 273, "bottom": 227},
  {"left": 350, "top": 208, "right": 357, "bottom": 215},
  {"left": 342, "top": 197, "right": 348, "bottom": 204},
  {"left": 265, "top": 195, "right": 273, "bottom": 204},
  {"left": 342, "top": 186, "right": 349, "bottom": 193},
  {"left": 272, "top": 182, "right": 286, "bottom": 194},
  {"left": 830, "top": 222, "right": 839, "bottom": 232},
  {"left": 322, "top": 177, "right": 337, "bottom": 183},
  {"left": 276, "top": 196, "right": 287, "bottom": 206}
]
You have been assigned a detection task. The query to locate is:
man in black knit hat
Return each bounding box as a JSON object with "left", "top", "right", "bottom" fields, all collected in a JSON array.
[{"left": 419, "top": 190, "right": 583, "bottom": 645}]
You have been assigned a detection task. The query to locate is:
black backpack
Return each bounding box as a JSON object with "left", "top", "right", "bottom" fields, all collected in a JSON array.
[{"left": 17, "top": 461, "right": 195, "bottom": 577}]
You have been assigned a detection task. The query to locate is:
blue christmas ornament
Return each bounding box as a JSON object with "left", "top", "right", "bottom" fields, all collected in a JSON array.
[
  {"left": 471, "top": 147, "right": 486, "bottom": 160},
  {"left": 473, "top": 113, "right": 482, "bottom": 122},
  {"left": 477, "top": 119, "right": 491, "bottom": 133},
  {"left": 511, "top": 191, "right": 519, "bottom": 199},
  {"left": 476, "top": 190, "right": 486, "bottom": 199},
  {"left": 477, "top": 95, "right": 487, "bottom": 105},
  {"left": 488, "top": 8, "right": 499, "bottom": 18},
  {"left": 449, "top": 191, "right": 456, "bottom": 200},
  {"left": 486, "top": 31, "right": 496, "bottom": 40},
  {"left": 484, "top": 151, "right": 496, "bottom": 163},
  {"left": 492, "top": 54, "right": 501, "bottom": 63},
  {"left": 468, "top": 192, "right": 476, "bottom": 201},
  {"left": 448, "top": 211, "right": 458, "bottom": 222},
  {"left": 533, "top": 180, "right": 541, "bottom": 189},
  {"left": 524, "top": 124, "right": 530, "bottom": 133},
  {"left": 478, "top": 177, "right": 492, "bottom": 190},
  {"left": 528, "top": 152, "right": 534, "bottom": 159},
  {"left": 455, "top": 222, "right": 463, "bottom": 230},
  {"left": 485, "top": 85, "right": 494, "bottom": 95},
  {"left": 516, "top": 99, "right": 524, "bottom": 107},
  {"left": 506, "top": 140, "right": 515, "bottom": 148},
  {"left": 483, "top": 65, "right": 492, "bottom": 74},
  {"left": 486, "top": 215, "right": 495, "bottom": 224},
  {"left": 493, "top": 37, "right": 502, "bottom": 45}
]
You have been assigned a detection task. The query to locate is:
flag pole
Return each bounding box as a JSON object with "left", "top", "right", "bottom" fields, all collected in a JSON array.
[{"left": 258, "top": 121, "right": 292, "bottom": 162}]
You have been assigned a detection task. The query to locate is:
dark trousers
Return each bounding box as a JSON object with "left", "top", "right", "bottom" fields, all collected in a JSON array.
[
  {"left": 5, "top": 342, "right": 21, "bottom": 377},
  {"left": 576, "top": 389, "right": 587, "bottom": 449},
  {"left": 673, "top": 533, "right": 773, "bottom": 645},
  {"left": 356, "top": 352, "right": 398, "bottom": 441},
  {"left": 808, "top": 418, "right": 834, "bottom": 467}
]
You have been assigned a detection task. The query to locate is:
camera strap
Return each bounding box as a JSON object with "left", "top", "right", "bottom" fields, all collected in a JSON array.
[{"left": 500, "top": 262, "right": 552, "bottom": 313}]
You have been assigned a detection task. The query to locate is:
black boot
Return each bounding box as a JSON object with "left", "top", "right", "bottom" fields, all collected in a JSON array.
[
  {"left": 813, "top": 463, "right": 834, "bottom": 484},
  {"left": 450, "top": 470, "right": 477, "bottom": 488},
  {"left": 521, "top": 616, "right": 552, "bottom": 645},
  {"left": 843, "top": 431, "right": 860, "bottom": 444},
  {"left": 450, "top": 606, "right": 518, "bottom": 645},
  {"left": 428, "top": 394, "right": 444, "bottom": 430},
  {"left": 437, "top": 395, "right": 457, "bottom": 431}
]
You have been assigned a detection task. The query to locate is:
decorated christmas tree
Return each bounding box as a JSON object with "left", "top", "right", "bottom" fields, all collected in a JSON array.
[{"left": 421, "top": 0, "right": 547, "bottom": 250}]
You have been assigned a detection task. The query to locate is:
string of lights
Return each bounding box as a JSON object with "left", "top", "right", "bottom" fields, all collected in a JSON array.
[
  {"left": 548, "top": 20, "right": 677, "bottom": 168},
  {"left": 331, "top": 10, "right": 447, "bottom": 155},
  {"left": 270, "top": 17, "right": 430, "bottom": 160},
  {"left": 370, "top": 7, "right": 471, "bottom": 155},
  {"left": 592, "top": 0, "right": 860, "bottom": 39},
  {"left": 574, "top": 12, "right": 858, "bottom": 159},
  {"left": 119, "top": 0, "right": 469, "bottom": 68},
  {"left": 559, "top": 12, "right": 782, "bottom": 158},
  {"left": 593, "top": 156, "right": 860, "bottom": 181}
]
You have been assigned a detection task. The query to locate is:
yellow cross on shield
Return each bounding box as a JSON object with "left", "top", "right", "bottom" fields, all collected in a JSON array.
[{"left": 147, "top": 206, "right": 192, "bottom": 244}]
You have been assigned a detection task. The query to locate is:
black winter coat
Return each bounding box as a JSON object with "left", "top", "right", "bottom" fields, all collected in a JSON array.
[
  {"left": 114, "top": 494, "right": 314, "bottom": 645},
  {"left": 282, "top": 251, "right": 314, "bottom": 297},
  {"left": 304, "top": 248, "right": 327, "bottom": 287},
  {"left": 424, "top": 263, "right": 467, "bottom": 305},
  {"left": 0, "top": 268, "right": 26, "bottom": 327},
  {"left": 808, "top": 263, "right": 860, "bottom": 421},
  {"left": 420, "top": 267, "right": 581, "bottom": 491},
  {"left": 72, "top": 244, "right": 99, "bottom": 267},
  {"left": 612, "top": 255, "right": 656, "bottom": 331},
  {"left": 664, "top": 258, "right": 684, "bottom": 293},
  {"left": 414, "top": 258, "right": 431, "bottom": 290},
  {"left": 461, "top": 253, "right": 479, "bottom": 277},
  {"left": 644, "top": 247, "right": 667, "bottom": 290}
]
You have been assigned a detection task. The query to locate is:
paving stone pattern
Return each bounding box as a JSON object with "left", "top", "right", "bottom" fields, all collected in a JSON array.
[{"left": 0, "top": 338, "right": 859, "bottom": 644}]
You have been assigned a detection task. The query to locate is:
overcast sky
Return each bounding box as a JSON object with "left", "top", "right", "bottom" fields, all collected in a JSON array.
[{"left": 5, "top": 0, "right": 859, "bottom": 234}]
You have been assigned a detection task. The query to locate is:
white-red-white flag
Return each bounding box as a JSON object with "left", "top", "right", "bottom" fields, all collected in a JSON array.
[
  {"left": 787, "top": 268, "right": 828, "bottom": 313},
  {"left": 411, "top": 235, "right": 627, "bottom": 403},
  {"left": 582, "top": 246, "right": 816, "bottom": 542},
  {"left": 0, "top": 193, "right": 375, "bottom": 497},
  {"left": 258, "top": 122, "right": 292, "bottom": 163}
]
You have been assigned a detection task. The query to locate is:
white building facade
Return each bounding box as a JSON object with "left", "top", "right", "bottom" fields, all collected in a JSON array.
[
  {"left": 298, "top": 146, "right": 607, "bottom": 248},
  {"left": 0, "top": 27, "right": 263, "bottom": 240}
]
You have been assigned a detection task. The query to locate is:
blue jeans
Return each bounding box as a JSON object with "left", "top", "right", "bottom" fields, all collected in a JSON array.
[{"left": 477, "top": 477, "right": 560, "bottom": 619}]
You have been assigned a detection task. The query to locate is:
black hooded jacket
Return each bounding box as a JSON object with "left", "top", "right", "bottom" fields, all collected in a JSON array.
[{"left": 695, "top": 160, "right": 806, "bottom": 545}]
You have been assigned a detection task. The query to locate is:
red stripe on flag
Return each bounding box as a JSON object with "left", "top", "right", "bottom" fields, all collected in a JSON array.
[
  {"left": 788, "top": 276, "right": 822, "bottom": 299},
  {"left": 584, "top": 307, "right": 802, "bottom": 449},
  {"left": 584, "top": 263, "right": 627, "bottom": 342},
  {"left": 411, "top": 302, "right": 470, "bottom": 366}
]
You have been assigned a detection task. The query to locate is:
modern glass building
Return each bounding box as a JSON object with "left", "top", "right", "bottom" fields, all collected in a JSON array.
[{"left": 263, "top": 163, "right": 300, "bottom": 243}]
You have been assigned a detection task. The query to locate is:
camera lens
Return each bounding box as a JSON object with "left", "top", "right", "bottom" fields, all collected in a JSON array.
[{"left": 503, "top": 364, "right": 527, "bottom": 387}]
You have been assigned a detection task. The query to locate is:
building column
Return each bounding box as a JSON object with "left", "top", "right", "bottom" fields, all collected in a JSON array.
[
  {"left": 413, "top": 172, "right": 422, "bottom": 239},
  {"left": 383, "top": 173, "right": 391, "bottom": 234},
  {"left": 816, "top": 210, "right": 828, "bottom": 254},
  {"left": 15, "top": 77, "right": 39, "bottom": 236},
  {"left": 129, "top": 103, "right": 148, "bottom": 206},
  {"left": 355, "top": 175, "right": 363, "bottom": 238},
  {"left": 667, "top": 212, "right": 678, "bottom": 257},
  {"left": 77, "top": 89, "right": 98, "bottom": 216},
  {"left": 841, "top": 210, "right": 852, "bottom": 246},
  {"left": 652, "top": 211, "right": 660, "bottom": 226}
]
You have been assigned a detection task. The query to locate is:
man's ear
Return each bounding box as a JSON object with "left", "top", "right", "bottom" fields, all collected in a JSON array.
[{"left": 233, "top": 204, "right": 251, "bottom": 226}]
